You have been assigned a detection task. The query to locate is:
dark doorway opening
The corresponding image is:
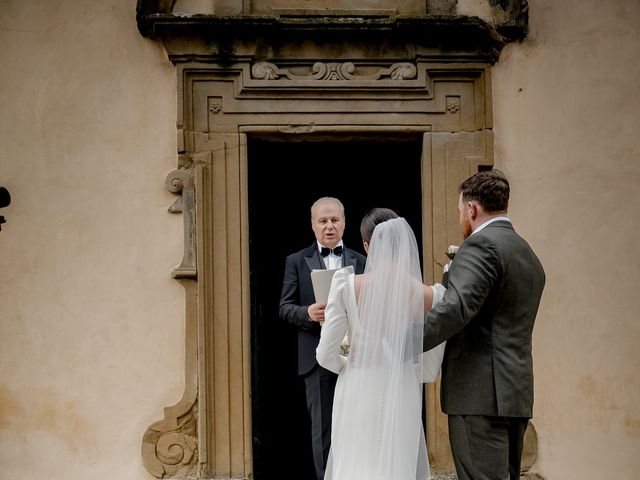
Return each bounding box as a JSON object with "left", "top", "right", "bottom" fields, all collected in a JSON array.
[{"left": 247, "top": 137, "right": 423, "bottom": 479}]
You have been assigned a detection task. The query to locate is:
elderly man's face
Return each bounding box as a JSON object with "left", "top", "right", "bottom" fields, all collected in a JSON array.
[{"left": 312, "top": 200, "right": 345, "bottom": 248}]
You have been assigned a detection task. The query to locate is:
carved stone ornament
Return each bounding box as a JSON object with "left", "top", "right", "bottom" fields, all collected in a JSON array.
[
  {"left": 251, "top": 61, "right": 418, "bottom": 81},
  {"left": 164, "top": 160, "right": 197, "bottom": 278},
  {"left": 141, "top": 159, "right": 200, "bottom": 478},
  {"left": 446, "top": 97, "right": 461, "bottom": 113},
  {"left": 521, "top": 419, "right": 539, "bottom": 472},
  {"left": 141, "top": 403, "right": 199, "bottom": 478},
  {"left": 488, "top": 0, "right": 529, "bottom": 39},
  {"left": 208, "top": 97, "right": 222, "bottom": 114}
]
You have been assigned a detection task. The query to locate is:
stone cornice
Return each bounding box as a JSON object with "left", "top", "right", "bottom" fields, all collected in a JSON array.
[{"left": 137, "top": 13, "right": 514, "bottom": 63}]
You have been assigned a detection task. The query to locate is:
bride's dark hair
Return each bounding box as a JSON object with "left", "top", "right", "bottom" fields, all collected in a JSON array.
[{"left": 360, "top": 208, "right": 398, "bottom": 243}]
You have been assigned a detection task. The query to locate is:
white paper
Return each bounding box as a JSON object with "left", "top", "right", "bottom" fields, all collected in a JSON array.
[{"left": 310, "top": 266, "right": 354, "bottom": 303}]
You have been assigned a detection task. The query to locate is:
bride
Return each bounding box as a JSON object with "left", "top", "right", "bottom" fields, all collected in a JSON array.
[{"left": 316, "top": 208, "right": 446, "bottom": 480}]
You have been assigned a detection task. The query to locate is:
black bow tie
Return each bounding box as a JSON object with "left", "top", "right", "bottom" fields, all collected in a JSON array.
[{"left": 321, "top": 245, "right": 343, "bottom": 257}]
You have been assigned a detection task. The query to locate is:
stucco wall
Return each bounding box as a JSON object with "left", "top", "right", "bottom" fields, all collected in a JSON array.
[
  {"left": 0, "top": 1, "right": 183, "bottom": 479},
  {"left": 492, "top": 0, "right": 640, "bottom": 478},
  {"left": 1, "top": 1, "right": 639, "bottom": 480}
]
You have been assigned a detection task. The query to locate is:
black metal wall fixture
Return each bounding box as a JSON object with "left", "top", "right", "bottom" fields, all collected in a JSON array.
[{"left": 0, "top": 186, "right": 11, "bottom": 231}]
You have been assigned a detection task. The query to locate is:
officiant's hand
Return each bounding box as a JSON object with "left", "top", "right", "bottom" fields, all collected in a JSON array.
[{"left": 307, "top": 302, "right": 326, "bottom": 323}]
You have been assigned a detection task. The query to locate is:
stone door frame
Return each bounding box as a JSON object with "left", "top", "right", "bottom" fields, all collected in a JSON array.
[{"left": 140, "top": 58, "right": 494, "bottom": 478}]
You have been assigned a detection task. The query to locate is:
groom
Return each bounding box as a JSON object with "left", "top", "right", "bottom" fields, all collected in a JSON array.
[
  {"left": 423, "top": 170, "right": 545, "bottom": 480},
  {"left": 279, "top": 197, "right": 366, "bottom": 480}
]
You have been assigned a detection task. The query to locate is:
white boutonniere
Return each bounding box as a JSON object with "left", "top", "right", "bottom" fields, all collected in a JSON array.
[
  {"left": 444, "top": 245, "right": 459, "bottom": 272},
  {"left": 445, "top": 244, "right": 459, "bottom": 261}
]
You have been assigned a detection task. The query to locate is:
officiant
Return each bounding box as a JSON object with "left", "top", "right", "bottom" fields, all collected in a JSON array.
[{"left": 279, "top": 196, "right": 366, "bottom": 480}]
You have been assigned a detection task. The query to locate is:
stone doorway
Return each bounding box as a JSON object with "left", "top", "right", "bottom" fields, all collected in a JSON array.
[
  {"left": 135, "top": 1, "right": 532, "bottom": 476},
  {"left": 137, "top": 20, "right": 498, "bottom": 479},
  {"left": 247, "top": 138, "right": 423, "bottom": 479}
]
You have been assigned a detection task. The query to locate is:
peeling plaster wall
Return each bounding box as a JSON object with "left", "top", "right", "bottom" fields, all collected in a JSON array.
[
  {"left": 0, "top": 1, "right": 183, "bottom": 479},
  {"left": 492, "top": 0, "right": 640, "bottom": 478}
]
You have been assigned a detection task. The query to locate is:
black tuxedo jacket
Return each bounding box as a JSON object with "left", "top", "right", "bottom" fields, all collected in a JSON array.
[
  {"left": 279, "top": 243, "right": 366, "bottom": 375},
  {"left": 423, "top": 221, "right": 545, "bottom": 417}
]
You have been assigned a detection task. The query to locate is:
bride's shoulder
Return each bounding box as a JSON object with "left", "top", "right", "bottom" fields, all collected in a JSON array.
[
  {"left": 327, "top": 268, "right": 355, "bottom": 306},
  {"left": 331, "top": 267, "right": 354, "bottom": 292},
  {"left": 333, "top": 267, "right": 353, "bottom": 277}
]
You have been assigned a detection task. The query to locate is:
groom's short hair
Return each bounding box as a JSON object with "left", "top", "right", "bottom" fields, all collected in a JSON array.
[{"left": 459, "top": 169, "right": 510, "bottom": 213}]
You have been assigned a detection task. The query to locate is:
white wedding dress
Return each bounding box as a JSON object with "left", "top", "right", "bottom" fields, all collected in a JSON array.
[{"left": 317, "top": 218, "right": 446, "bottom": 480}]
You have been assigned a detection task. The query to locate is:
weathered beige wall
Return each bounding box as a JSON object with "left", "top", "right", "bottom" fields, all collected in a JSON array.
[
  {"left": 492, "top": 0, "right": 640, "bottom": 478},
  {"left": 2, "top": 1, "right": 639, "bottom": 479},
  {"left": 0, "top": 1, "right": 183, "bottom": 479}
]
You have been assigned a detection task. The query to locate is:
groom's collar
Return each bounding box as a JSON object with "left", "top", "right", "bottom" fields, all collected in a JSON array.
[{"left": 471, "top": 216, "right": 511, "bottom": 236}]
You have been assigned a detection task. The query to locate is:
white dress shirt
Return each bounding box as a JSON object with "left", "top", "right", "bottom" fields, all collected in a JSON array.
[
  {"left": 317, "top": 240, "right": 344, "bottom": 270},
  {"left": 471, "top": 216, "right": 511, "bottom": 236}
]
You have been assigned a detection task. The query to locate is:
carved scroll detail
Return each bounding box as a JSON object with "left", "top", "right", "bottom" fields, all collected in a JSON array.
[
  {"left": 142, "top": 154, "right": 202, "bottom": 478},
  {"left": 251, "top": 62, "right": 279, "bottom": 80},
  {"left": 142, "top": 399, "right": 199, "bottom": 478},
  {"left": 309, "top": 62, "right": 355, "bottom": 80},
  {"left": 165, "top": 158, "right": 197, "bottom": 278},
  {"left": 251, "top": 61, "right": 418, "bottom": 81},
  {"left": 389, "top": 63, "right": 418, "bottom": 80},
  {"left": 141, "top": 275, "right": 200, "bottom": 478}
]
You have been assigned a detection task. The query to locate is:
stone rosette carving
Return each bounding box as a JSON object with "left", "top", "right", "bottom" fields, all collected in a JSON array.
[
  {"left": 251, "top": 61, "right": 418, "bottom": 81},
  {"left": 446, "top": 97, "right": 461, "bottom": 113},
  {"left": 208, "top": 97, "right": 222, "bottom": 114}
]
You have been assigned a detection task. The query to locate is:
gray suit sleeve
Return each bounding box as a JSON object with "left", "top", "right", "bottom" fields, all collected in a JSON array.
[{"left": 423, "top": 233, "right": 500, "bottom": 351}]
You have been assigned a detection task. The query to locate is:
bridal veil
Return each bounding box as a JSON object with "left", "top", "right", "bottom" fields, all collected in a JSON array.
[{"left": 325, "top": 217, "right": 439, "bottom": 480}]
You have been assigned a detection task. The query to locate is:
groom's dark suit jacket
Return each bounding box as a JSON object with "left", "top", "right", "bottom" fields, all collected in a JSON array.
[
  {"left": 280, "top": 243, "right": 366, "bottom": 376},
  {"left": 424, "top": 221, "right": 545, "bottom": 418}
]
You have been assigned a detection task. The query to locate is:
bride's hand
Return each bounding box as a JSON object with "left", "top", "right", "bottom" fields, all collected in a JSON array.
[{"left": 424, "top": 283, "right": 446, "bottom": 311}]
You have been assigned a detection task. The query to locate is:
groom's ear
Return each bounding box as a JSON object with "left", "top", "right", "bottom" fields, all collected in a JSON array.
[{"left": 467, "top": 201, "right": 479, "bottom": 220}]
